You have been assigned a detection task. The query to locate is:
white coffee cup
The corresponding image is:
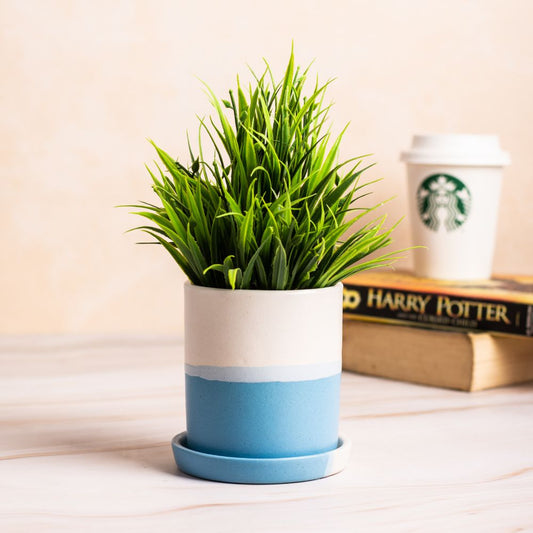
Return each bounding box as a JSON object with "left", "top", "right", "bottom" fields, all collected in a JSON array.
[{"left": 401, "top": 134, "right": 510, "bottom": 280}]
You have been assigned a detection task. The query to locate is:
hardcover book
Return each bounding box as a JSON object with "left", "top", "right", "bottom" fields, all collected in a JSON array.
[
  {"left": 343, "top": 319, "right": 533, "bottom": 391},
  {"left": 343, "top": 270, "right": 533, "bottom": 337}
]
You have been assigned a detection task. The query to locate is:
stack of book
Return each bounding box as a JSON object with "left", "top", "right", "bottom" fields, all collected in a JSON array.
[{"left": 342, "top": 270, "right": 533, "bottom": 391}]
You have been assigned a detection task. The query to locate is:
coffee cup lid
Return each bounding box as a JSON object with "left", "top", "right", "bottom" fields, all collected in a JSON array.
[{"left": 400, "top": 134, "right": 511, "bottom": 166}]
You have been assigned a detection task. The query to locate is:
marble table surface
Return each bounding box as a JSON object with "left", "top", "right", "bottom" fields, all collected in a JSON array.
[{"left": 1, "top": 335, "right": 532, "bottom": 532}]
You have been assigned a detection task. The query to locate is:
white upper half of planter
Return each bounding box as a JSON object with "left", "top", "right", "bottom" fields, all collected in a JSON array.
[{"left": 184, "top": 283, "right": 343, "bottom": 382}]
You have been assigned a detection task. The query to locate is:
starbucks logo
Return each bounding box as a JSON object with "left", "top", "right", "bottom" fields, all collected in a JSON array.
[{"left": 417, "top": 174, "right": 471, "bottom": 232}]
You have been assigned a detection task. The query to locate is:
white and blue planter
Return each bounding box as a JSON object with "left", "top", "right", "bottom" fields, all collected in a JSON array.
[{"left": 172, "top": 282, "right": 351, "bottom": 484}]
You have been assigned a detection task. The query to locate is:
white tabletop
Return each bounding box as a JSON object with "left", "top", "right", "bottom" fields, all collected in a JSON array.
[{"left": 1, "top": 336, "right": 532, "bottom": 532}]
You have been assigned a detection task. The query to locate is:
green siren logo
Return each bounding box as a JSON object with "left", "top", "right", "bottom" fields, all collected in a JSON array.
[{"left": 417, "top": 174, "right": 471, "bottom": 232}]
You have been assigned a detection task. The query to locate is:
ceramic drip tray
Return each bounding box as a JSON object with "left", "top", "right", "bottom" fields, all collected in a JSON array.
[{"left": 171, "top": 432, "right": 351, "bottom": 484}]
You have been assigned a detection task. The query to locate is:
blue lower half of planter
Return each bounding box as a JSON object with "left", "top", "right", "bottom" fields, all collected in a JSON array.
[{"left": 185, "top": 372, "right": 341, "bottom": 459}]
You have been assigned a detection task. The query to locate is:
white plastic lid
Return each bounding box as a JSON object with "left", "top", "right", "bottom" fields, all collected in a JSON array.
[{"left": 400, "top": 134, "right": 511, "bottom": 167}]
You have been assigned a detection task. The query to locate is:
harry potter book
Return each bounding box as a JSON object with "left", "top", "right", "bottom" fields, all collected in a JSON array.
[
  {"left": 343, "top": 320, "right": 533, "bottom": 391},
  {"left": 343, "top": 270, "right": 533, "bottom": 337}
]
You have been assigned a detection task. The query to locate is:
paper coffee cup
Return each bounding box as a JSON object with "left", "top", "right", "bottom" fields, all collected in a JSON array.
[{"left": 401, "top": 134, "right": 510, "bottom": 280}]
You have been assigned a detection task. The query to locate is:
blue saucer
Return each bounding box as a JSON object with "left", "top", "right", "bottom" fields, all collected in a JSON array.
[{"left": 171, "top": 432, "right": 351, "bottom": 484}]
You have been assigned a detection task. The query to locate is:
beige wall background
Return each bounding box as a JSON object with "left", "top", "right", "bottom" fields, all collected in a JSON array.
[{"left": 1, "top": 0, "right": 532, "bottom": 335}]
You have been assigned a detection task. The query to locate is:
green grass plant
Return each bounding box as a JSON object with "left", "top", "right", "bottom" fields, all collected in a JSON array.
[{"left": 125, "top": 51, "right": 402, "bottom": 290}]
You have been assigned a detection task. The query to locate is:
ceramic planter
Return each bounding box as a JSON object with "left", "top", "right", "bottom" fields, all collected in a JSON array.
[{"left": 172, "top": 283, "right": 351, "bottom": 484}]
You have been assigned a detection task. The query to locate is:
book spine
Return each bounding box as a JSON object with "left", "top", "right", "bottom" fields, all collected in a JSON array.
[{"left": 343, "top": 282, "right": 533, "bottom": 337}]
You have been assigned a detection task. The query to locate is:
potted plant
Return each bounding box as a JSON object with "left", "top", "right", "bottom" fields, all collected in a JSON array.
[{"left": 126, "top": 50, "right": 401, "bottom": 484}]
